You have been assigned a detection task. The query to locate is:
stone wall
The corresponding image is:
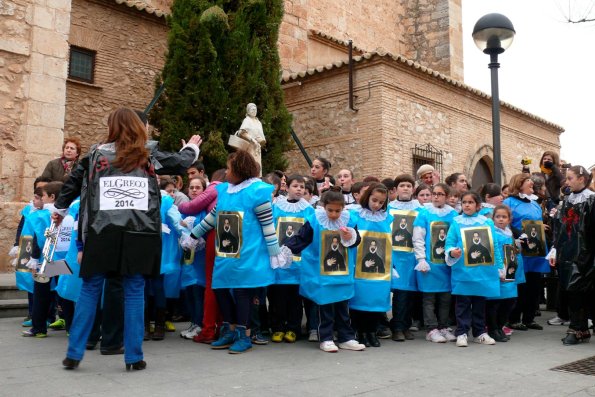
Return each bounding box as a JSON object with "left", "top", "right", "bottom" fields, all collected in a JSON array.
[
  {"left": 282, "top": 56, "right": 561, "bottom": 183},
  {"left": 64, "top": 0, "right": 168, "bottom": 151},
  {"left": 0, "top": 0, "right": 71, "bottom": 272},
  {"left": 280, "top": 0, "right": 463, "bottom": 80}
]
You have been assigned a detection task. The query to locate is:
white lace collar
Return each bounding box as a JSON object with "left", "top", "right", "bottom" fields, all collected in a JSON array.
[
  {"left": 358, "top": 208, "right": 389, "bottom": 222},
  {"left": 518, "top": 193, "right": 538, "bottom": 201},
  {"left": 315, "top": 207, "right": 350, "bottom": 230},
  {"left": 98, "top": 142, "right": 116, "bottom": 152},
  {"left": 275, "top": 196, "right": 312, "bottom": 213},
  {"left": 423, "top": 203, "right": 455, "bottom": 217},
  {"left": 346, "top": 203, "right": 361, "bottom": 211},
  {"left": 43, "top": 203, "right": 56, "bottom": 212},
  {"left": 227, "top": 178, "right": 260, "bottom": 194},
  {"left": 568, "top": 189, "right": 595, "bottom": 205},
  {"left": 481, "top": 203, "right": 495, "bottom": 209},
  {"left": 495, "top": 226, "right": 513, "bottom": 238},
  {"left": 389, "top": 199, "right": 422, "bottom": 210},
  {"left": 309, "top": 195, "right": 320, "bottom": 205},
  {"left": 454, "top": 213, "right": 488, "bottom": 226}
]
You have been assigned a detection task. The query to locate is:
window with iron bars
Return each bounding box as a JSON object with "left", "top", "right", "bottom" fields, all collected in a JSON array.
[{"left": 411, "top": 143, "right": 443, "bottom": 180}]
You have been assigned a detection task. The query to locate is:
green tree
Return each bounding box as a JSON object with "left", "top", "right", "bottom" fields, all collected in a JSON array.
[{"left": 151, "top": 0, "right": 292, "bottom": 175}]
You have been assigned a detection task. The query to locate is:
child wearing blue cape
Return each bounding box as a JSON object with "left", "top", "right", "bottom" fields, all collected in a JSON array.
[
  {"left": 270, "top": 174, "right": 314, "bottom": 343},
  {"left": 478, "top": 183, "right": 504, "bottom": 217},
  {"left": 9, "top": 177, "right": 49, "bottom": 326},
  {"left": 388, "top": 174, "right": 423, "bottom": 342},
  {"left": 486, "top": 204, "right": 525, "bottom": 342},
  {"left": 412, "top": 183, "right": 458, "bottom": 343},
  {"left": 284, "top": 186, "right": 365, "bottom": 353},
  {"left": 349, "top": 182, "right": 393, "bottom": 348},
  {"left": 445, "top": 191, "right": 503, "bottom": 347},
  {"left": 22, "top": 181, "right": 64, "bottom": 338}
]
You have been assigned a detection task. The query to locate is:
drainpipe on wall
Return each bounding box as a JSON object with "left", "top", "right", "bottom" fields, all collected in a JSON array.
[{"left": 348, "top": 40, "right": 358, "bottom": 112}]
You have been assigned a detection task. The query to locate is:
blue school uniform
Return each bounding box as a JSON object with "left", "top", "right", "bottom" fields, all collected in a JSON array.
[
  {"left": 414, "top": 204, "right": 458, "bottom": 293},
  {"left": 15, "top": 204, "right": 35, "bottom": 293},
  {"left": 479, "top": 203, "right": 495, "bottom": 217},
  {"left": 445, "top": 213, "right": 502, "bottom": 297},
  {"left": 388, "top": 199, "right": 423, "bottom": 291},
  {"left": 56, "top": 199, "right": 83, "bottom": 302},
  {"left": 180, "top": 211, "right": 207, "bottom": 290},
  {"left": 211, "top": 180, "right": 275, "bottom": 289},
  {"left": 349, "top": 208, "right": 393, "bottom": 312},
  {"left": 273, "top": 197, "right": 315, "bottom": 285},
  {"left": 487, "top": 226, "right": 523, "bottom": 300},
  {"left": 297, "top": 208, "right": 359, "bottom": 305},
  {"left": 503, "top": 196, "right": 549, "bottom": 273}
]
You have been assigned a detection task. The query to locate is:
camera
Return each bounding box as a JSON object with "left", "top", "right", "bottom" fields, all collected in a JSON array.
[{"left": 520, "top": 157, "right": 532, "bottom": 166}]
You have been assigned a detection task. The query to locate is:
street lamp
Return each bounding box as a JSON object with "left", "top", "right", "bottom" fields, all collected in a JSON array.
[{"left": 472, "top": 13, "right": 515, "bottom": 185}]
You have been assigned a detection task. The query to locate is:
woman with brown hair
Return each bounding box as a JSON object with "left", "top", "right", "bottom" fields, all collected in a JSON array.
[
  {"left": 503, "top": 173, "right": 549, "bottom": 331},
  {"left": 41, "top": 137, "right": 82, "bottom": 182},
  {"left": 52, "top": 107, "right": 201, "bottom": 371}
]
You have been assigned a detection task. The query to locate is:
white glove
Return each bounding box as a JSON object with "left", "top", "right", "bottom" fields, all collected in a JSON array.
[
  {"left": 414, "top": 259, "right": 430, "bottom": 272},
  {"left": 25, "top": 258, "right": 40, "bottom": 270},
  {"left": 514, "top": 239, "right": 523, "bottom": 249},
  {"left": 8, "top": 246, "right": 18, "bottom": 258},
  {"left": 10, "top": 258, "right": 17, "bottom": 267},
  {"left": 545, "top": 248, "right": 557, "bottom": 261},
  {"left": 392, "top": 268, "right": 400, "bottom": 279},
  {"left": 183, "top": 216, "right": 196, "bottom": 231},
  {"left": 270, "top": 253, "right": 289, "bottom": 269},
  {"left": 180, "top": 234, "right": 205, "bottom": 251},
  {"left": 518, "top": 233, "right": 528, "bottom": 241}
]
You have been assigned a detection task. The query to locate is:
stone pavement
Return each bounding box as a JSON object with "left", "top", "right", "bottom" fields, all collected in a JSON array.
[{"left": 1, "top": 312, "right": 595, "bottom": 397}]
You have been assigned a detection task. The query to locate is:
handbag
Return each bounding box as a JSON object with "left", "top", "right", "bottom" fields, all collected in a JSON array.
[{"left": 228, "top": 131, "right": 251, "bottom": 151}]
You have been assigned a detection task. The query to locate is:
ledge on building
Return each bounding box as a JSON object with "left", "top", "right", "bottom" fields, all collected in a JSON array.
[{"left": 67, "top": 79, "right": 103, "bottom": 90}]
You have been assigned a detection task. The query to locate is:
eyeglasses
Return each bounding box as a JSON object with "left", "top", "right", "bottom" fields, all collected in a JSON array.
[{"left": 432, "top": 192, "right": 446, "bottom": 197}]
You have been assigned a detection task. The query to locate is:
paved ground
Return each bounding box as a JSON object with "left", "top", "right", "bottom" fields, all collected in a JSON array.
[{"left": 1, "top": 312, "right": 595, "bottom": 397}]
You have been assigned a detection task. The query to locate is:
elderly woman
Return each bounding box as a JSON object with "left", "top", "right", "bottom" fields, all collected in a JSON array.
[
  {"left": 41, "top": 137, "right": 81, "bottom": 182},
  {"left": 53, "top": 108, "right": 201, "bottom": 371}
]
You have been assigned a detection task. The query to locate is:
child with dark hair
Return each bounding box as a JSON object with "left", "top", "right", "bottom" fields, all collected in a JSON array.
[
  {"left": 381, "top": 178, "right": 397, "bottom": 202},
  {"left": 311, "top": 157, "right": 332, "bottom": 192},
  {"left": 479, "top": 183, "right": 503, "bottom": 216},
  {"left": 337, "top": 169, "right": 356, "bottom": 205},
  {"left": 350, "top": 182, "right": 366, "bottom": 210},
  {"left": 388, "top": 174, "right": 423, "bottom": 342},
  {"left": 349, "top": 183, "right": 393, "bottom": 347},
  {"left": 283, "top": 186, "right": 364, "bottom": 352}
]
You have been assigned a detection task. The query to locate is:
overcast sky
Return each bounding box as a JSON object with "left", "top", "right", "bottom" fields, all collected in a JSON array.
[{"left": 462, "top": 0, "right": 595, "bottom": 168}]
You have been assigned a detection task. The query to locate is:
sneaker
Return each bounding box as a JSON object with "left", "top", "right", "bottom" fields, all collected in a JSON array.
[
  {"left": 229, "top": 329, "right": 252, "bottom": 354},
  {"left": 308, "top": 329, "right": 319, "bottom": 342},
  {"left": 283, "top": 331, "right": 297, "bottom": 343},
  {"left": 180, "top": 323, "right": 195, "bottom": 338},
  {"left": 426, "top": 329, "right": 447, "bottom": 343},
  {"left": 21, "top": 319, "right": 32, "bottom": 327},
  {"left": 391, "top": 330, "right": 405, "bottom": 342},
  {"left": 589, "top": 319, "right": 593, "bottom": 329},
  {"left": 22, "top": 329, "right": 47, "bottom": 338},
  {"left": 338, "top": 339, "right": 366, "bottom": 351},
  {"left": 320, "top": 341, "right": 339, "bottom": 352},
  {"left": 508, "top": 322, "right": 528, "bottom": 331},
  {"left": 193, "top": 328, "right": 217, "bottom": 344},
  {"left": 165, "top": 321, "right": 176, "bottom": 332},
  {"left": 271, "top": 332, "right": 285, "bottom": 343},
  {"left": 211, "top": 327, "right": 236, "bottom": 350},
  {"left": 183, "top": 324, "right": 202, "bottom": 340},
  {"left": 409, "top": 320, "right": 420, "bottom": 332},
  {"left": 456, "top": 334, "right": 468, "bottom": 347},
  {"left": 251, "top": 331, "right": 269, "bottom": 345},
  {"left": 502, "top": 326, "right": 513, "bottom": 336},
  {"left": 49, "top": 318, "right": 66, "bottom": 330},
  {"left": 440, "top": 328, "right": 457, "bottom": 342},
  {"left": 473, "top": 332, "right": 496, "bottom": 345},
  {"left": 547, "top": 316, "right": 570, "bottom": 326},
  {"left": 525, "top": 322, "right": 543, "bottom": 330},
  {"left": 403, "top": 329, "right": 415, "bottom": 340},
  {"left": 376, "top": 326, "right": 392, "bottom": 339}
]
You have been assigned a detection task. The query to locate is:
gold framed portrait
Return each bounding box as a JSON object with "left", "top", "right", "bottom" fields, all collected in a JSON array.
[
  {"left": 521, "top": 220, "right": 547, "bottom": 257},
  {"left": 319, "top": 230, "right": 349, "bottom": 276},
  {"left": 215, "top": 211, "right": 244, "bottom": 258},
  {"left": 461, "top": 226, "right": 495, "bottom": 267},
  {"left": 16, "top": 235, "right": 34, "bottom": 273},
  {"left": 277, "top": 216, "right": 304, "bottom": 261},
  {"left": 355, "top": 230, "right": 392, "bottom": 280},
  {"left": 503, "top": 244, "right": 518, "bottom": 281},
  {"left": 389, "top": 209, "right": 416, "bottom": 252},
  {"left": 429, "top": 221, "right": 449, "bottom": 264}
]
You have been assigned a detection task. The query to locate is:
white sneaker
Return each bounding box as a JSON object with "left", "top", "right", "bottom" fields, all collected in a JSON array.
[
  {"left": 180, "top": 323, "right": 195, "bottom": 338},
  {"left": 338, "top": 339, "right": 366, "bottom": 351},
  {"left": 320, "top": 341, "right": 339, "bottom": 352},
  {"left": 547, "top": 316, "right": 570, "bottom": 326},
  {"left": 473, "top": 332, "right": 496, "bottom": 345},
  {"left": 426, "top": 328, "right": 447, "bottom": 343},
  {"left": 456, "top": 334, "right": 468, "bottom": 347},
  {"left": 440, "top": 328, "right": 457, "bottom": 342},
  {"left": 183, "top": 324, "right": 202, "bottom": 339},
  {"left": 309, "top": 330, "right": 319, "bottom": 342}
]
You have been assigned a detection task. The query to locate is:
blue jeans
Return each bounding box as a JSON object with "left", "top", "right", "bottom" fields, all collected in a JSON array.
[
  {"left": 67, "top": 274, "right": 145, "bottom": 364},
  {"left": 455, "top": 295, "right": 486, "bottom": 337}
]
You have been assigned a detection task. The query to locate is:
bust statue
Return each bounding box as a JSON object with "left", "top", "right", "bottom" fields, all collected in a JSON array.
[{"left": 237, "top": 103, "right": 265, "bottom": 175}]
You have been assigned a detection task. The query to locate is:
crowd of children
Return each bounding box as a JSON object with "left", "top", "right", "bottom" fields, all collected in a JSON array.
[{"left": 8, "top": 148, "right": 595, "bottom": 358}]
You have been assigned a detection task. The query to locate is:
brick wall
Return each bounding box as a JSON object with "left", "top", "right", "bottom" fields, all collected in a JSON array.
[
  {"left": 64, "top": 0, "right": 168, "bottom": 152},
  {"left": 282, "top": 57, "right": 561, "bottom": 183}
]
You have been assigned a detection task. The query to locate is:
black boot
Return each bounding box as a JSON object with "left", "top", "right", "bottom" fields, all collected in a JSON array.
[
  {"left": 367, "top": 332, "right": 381, "bottom": 347},
  {"left": 357, "top": 331, "right": 370, "bottom": 347},
  {"left": 143, "top": 307, "right": 151, "bottom": 341}
]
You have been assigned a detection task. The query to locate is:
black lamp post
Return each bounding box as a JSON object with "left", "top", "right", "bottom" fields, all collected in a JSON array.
[{"left": 472, "top": 13, "right": 515, "bottom": 185}]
